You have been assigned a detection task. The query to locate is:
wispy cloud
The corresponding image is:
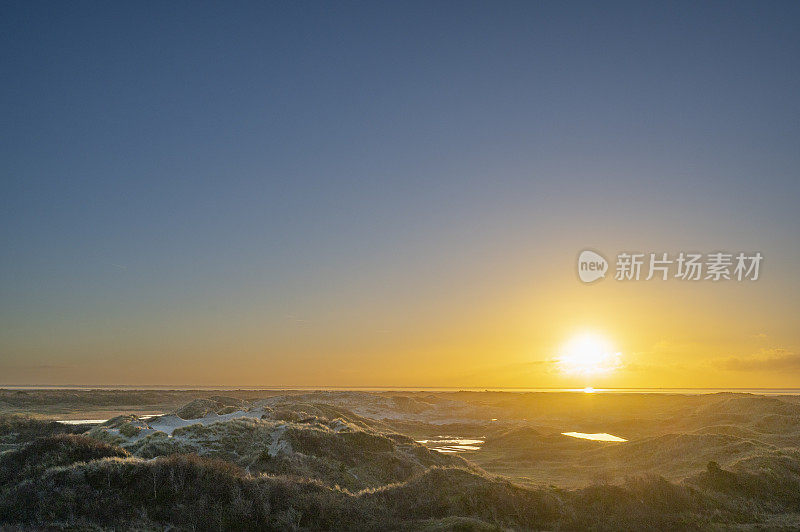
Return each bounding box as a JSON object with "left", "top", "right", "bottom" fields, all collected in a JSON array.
[
  {"left": 714, "top": 349, "right": 800, "bottom": 372},
  {"left": 0, "top": 363, "right": 73, "bottom": 371}
]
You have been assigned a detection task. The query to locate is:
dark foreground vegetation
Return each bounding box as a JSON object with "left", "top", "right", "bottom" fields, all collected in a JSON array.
[
  {"left": 2, "top": 434, "right": 799, "bottom": 530},
  {"left": 3, "top": 392, "right": 800, "bottom": 530}
]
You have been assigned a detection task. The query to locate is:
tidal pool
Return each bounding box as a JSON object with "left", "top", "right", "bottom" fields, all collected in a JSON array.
[
  {"left": 416, "top": 437, "right": 484, "bottom": 453},
  {"left": 562, "top": 432, "right": 627, "bottom": 442},
  {"left": 58, "top": 414, "right": 160, "bottom": 425}
]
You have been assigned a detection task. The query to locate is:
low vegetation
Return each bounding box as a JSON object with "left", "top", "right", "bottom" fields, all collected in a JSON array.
[{"left": 2, "top": 392, "right": 800, "bottom": 529}]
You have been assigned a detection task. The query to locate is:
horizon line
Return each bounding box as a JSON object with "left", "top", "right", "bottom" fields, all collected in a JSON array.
[{"left": 3, "top": 384, "right": 800, "bottom": 392}]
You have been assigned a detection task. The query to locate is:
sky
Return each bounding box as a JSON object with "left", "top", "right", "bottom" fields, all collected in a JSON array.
[{"left": 1, "top": 1, "right": 799, "bottom": 388}]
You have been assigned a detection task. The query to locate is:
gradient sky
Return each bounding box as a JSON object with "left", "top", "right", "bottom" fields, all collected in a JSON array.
[{"left": 2, "top": 2, "right": 799, "bottom": 387}]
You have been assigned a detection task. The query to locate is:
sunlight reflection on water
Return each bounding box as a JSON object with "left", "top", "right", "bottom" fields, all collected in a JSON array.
[
  {"left": 562, "top": 432, "right": 627, "bottom": 442},
  {"left": 416, "top": 438, "right": 484, "bottom": 453}
]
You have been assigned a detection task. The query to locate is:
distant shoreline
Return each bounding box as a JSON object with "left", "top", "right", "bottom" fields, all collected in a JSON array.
[{"left": 2, "top": 385, "right": 800, "bottom": 395}]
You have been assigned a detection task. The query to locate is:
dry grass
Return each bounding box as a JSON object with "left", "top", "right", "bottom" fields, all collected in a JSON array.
[{"left": 3, "top": 392, "right": 800, "bottom": 529}]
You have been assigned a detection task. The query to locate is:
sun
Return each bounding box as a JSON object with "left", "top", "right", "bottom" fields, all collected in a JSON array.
[{"left": 556, "top": 333, "right": 622, "bottom": 376}]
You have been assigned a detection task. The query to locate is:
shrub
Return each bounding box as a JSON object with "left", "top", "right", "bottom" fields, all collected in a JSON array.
[
  {"left": 0, "top": 414, "right": 91, "bottom": 445},
  {"left": 0, "top": 434, "right": 129, "bottom": 486}
]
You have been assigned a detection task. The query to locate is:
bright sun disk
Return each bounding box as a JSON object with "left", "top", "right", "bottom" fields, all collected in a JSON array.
[{"left": 556, "top": 334, "right": 622, "bottom": 377}]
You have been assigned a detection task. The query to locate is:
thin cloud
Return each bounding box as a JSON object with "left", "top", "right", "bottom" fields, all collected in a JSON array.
[
  {"left": 714, "top": 349, "right": 800, "bottom": 372},
  {"left": 0, "top": 363, "right": 74, "bottom": 372}
]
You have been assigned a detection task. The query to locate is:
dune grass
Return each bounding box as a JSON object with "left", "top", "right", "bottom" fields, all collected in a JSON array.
[{"left": 3, "top": 392, "right": 800, "bottom": 530}]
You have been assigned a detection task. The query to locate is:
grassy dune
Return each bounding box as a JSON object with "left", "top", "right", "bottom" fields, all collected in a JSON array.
[{"left": 2, "top": 391, "right": 800, "bottom": 529}]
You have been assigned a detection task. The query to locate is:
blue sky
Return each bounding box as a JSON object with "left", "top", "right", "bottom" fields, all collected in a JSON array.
[{"left": 1, "top": 2, "right": 799, "bottom": 386}]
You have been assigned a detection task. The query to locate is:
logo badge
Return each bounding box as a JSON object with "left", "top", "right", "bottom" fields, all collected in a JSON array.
[{"left": 578, "top": 250, "right": 608, "bottom": 283}]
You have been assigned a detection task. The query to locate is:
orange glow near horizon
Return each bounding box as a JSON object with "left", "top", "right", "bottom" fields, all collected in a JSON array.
[{"left": 1, "top": 259, "right": 798, "bottom": 389}]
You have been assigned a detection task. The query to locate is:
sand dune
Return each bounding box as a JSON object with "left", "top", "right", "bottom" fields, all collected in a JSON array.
[{"left": 3, "top": 390, "right": 800, "bottom": 529}]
